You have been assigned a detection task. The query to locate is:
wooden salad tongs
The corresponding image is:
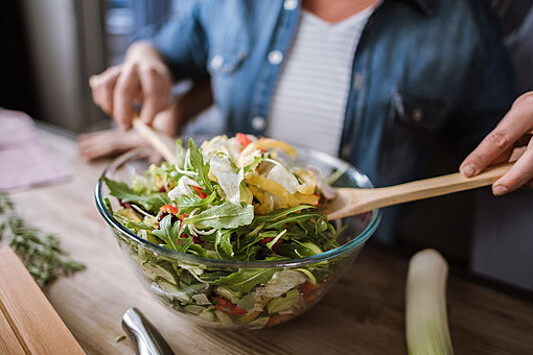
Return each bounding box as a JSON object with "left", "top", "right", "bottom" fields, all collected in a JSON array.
[
  {"left": 320, "top": 163, "right": 513, "bottom": 220},
  {"left": 132, "top": 118, "right": 177, "bottom": 162},
  {"left": 132, "top": 119, "right": 513, "bottom": 221}
]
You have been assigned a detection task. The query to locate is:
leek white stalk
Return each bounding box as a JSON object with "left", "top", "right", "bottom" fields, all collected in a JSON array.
[{"left": 405, "top": 249, "right": 453, "bottom": 355}]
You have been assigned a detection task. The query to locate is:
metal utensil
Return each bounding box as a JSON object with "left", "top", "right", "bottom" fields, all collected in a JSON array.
[{"left": 122, "top": 308, "right": 176, "bottom": 355}]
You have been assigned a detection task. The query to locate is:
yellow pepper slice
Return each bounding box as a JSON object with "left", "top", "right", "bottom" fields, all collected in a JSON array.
[
  {"left": 246, "top": 175, "right": 319, "bottom": 207},
  {"left": 246, "top": 175, "right": 299, "bottom": 206}
]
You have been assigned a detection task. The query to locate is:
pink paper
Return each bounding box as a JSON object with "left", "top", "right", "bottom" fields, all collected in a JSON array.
[{"left": 0, "top": 110, "right": 71, "bottom": 192}]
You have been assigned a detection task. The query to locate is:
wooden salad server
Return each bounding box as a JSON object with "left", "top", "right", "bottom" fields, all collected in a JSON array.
[
  {"left": 132, "top": 119, "right": 177, "bottom": 162},
  {"left": 321, "top": 163, "right": 513, "bottom": 220}
]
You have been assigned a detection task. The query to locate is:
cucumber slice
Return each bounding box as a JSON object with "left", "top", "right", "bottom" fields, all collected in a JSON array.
[
  {"left": 184, "top": 305, "right": 206, "bottom": 315},
  {"left": 214, "top": 286, "right": 242, "bottom": 300},
  {"left": 192, "top": 293, "right": 212, "bottom": 305}
]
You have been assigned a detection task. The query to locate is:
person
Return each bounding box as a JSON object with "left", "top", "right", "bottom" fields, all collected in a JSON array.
[
  {"left": 461, "top": 91, "right": 533, "bottom": 195},
  {"left": 89, "top": 0, "right": 516, "bottom": 244}
]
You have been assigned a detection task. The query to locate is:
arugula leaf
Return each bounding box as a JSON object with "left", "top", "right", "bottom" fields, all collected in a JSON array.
[
  {"left": 186, "top": 202, "right": 254, "bottom": 229},
  {"left": 252, "top": 205, "right": 313, "bottom": 227},
  {"left": 237, "top": 233, "right": 267, "bottom": 252},
  {"left": 213, "top": 269, "right": 276, "bottom": 293},
  {"left": 188, "top": 139, "right": 213, "bottom": 194},
  {"left": 263, "top": 211, "right": 327, "bottom": 230},
  {"left": 215, "top": 230, "right": 233, "bottom": 258},
  {"left": 187, "top": 244, "right": 208, "bottom": 258},
  {"left": 152, "top": 215, "right": 192, "bottom": 252},
  {"left": 102, "top": 175, "right": 169, "bottom": 212},
  {"left": 266, "top": 229, "right": 286, "bottom": 250},
  {"left": 197, "top": 270, "right": 234, "bottom": 283},
  {"left": 177, "top": 191, "right": 217, "bottom": 213}
]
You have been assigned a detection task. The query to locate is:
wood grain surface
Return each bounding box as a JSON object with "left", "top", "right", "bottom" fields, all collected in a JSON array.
[
  {"left": 0, "top": 248, "right": 84, "bottom": 354},
  {"left": 7, "top": 127, "right": 533, "bottom": 354}
]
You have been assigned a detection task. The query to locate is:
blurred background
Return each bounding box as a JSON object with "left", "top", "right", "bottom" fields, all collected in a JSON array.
[
  {"left": 1, "top": 0, "right": 532, "bottom": 292},
  {"left": 0, "top": 0, "right": 195, "bottom": 133}
]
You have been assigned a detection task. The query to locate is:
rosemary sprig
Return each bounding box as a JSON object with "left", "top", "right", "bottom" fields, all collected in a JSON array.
[{"left": 0, "top": 193, "right": 85, "bottom": 288}]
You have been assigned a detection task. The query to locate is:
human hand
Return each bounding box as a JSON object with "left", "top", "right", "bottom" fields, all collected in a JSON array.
[
  {"left": 78, "top": 99, "right": 180, "bottom": 162},
  {"left": 89, "top": 42, "right": 173, "bottom": 131},
  {"left": 460, "top": 92, "right": 533, "bottom": 195}
]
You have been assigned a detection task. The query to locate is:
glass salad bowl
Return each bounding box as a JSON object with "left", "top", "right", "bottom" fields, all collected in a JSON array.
[{"left": 95, "top": 145, "right": 381, "bottom": 330}]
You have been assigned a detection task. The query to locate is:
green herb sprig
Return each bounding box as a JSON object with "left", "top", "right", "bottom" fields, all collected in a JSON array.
[{"left": 0, "top": 193, "right": 85, "bottom": 288}]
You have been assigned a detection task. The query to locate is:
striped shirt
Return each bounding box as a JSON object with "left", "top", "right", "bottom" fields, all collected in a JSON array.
[{"left": 268, "top": 7, "right": 374, "bottom": 156}]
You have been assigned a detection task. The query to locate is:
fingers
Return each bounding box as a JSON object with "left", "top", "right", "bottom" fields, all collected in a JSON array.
[
  {"left": 460, "top": 92, "right": 533, "bottom": 178},
  {"left": 89, "top": 66, "right": 122, "bottom": 115},
  {"left": 492, "top": 137, "right": 533, "bottom": 195},
  {"left": 114, "top": 63, "right": 144, "bottom": 131},
  {"left": 90, "top": 60, "right": 172, "bottom": 131},
  {"left": 137, "top": 64, "right": 172, "bottom": 125},
  {"left": 78, "top": 129, "right": 146, "bottom": 161}
]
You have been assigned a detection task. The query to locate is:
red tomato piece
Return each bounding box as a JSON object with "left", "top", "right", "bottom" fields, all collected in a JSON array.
[
  {"left": 191, "top": 185, "right": 208, "bottom": 199},
  {"left": 299, "top": 281, "right": 322, "bottom": 294},
  {"left": 213, "top": 296, "right": 248, "bottom": 315},
  {"left": 236, "top": 133, "right": 251, "bottom": 147},
  {"left": 160, "top": 204, "right": 179, "bottom": 215}
]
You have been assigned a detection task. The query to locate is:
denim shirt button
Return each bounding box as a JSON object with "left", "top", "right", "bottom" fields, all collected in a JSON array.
[
  {"left": 284, "top": 0, "right": 298, "bottom": 11},
  {"left": 268, "top": 50, "right": 284, "bottom": 65},
  {"left": 210, "top": 55, "right": 223, "bottom": 70},
  {"left": 413, "top": 108, "right": 423, "bottom": 122},
  {"left": 252, "top": 116, "right": 266, "bottom": 130}
]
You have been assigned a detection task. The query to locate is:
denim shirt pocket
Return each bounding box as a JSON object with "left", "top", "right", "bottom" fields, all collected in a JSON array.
[
  {"left": 379, "top": 91, "right": 450, "bottom": 182},
  {"left": 207, "top": 48, "right": 248, "bottom": 75},
  {"left": 390, "top": 92, "right": 449, "bottom": 132},
  {"left": 206, "top": 45, "right": 249, "bottom": 116}
]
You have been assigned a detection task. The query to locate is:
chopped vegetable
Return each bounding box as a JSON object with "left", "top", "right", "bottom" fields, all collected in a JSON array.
[
  {"left": 236, "top": 133, "right": 252, "bottom": 147},
  {"left": 405, "top": 249, "right": 453, "bottom": 355}
]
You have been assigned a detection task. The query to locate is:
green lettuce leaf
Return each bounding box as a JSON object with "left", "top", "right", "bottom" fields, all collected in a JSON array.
[
  {"left": 177, "top": 192, "right": 217, "bottom": 213},
  {"left": 102, "top": 175, "right": 169, "bottom": 212},
  {"left": 153, "top": 214, "right": 191, "bottom": 252},
  {"left": 185, "top": 202, "right": 254, "bottom": 229},
  {"left": 213, "top": 269, "right": 276, "bottom": 293},
  {"left": 188, "top": 139, "right": 213, "bottom": 194},
  {"left": 215, "top": 230, "right": 234, "bottom": 257}
]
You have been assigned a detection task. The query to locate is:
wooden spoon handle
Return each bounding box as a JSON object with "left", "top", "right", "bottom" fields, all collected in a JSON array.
[
  {"left": 132, "top": 119, "right": 176, "bottom": 162},
  {"left": 370, "top": 162, "right": 513, "bottom": 209}
]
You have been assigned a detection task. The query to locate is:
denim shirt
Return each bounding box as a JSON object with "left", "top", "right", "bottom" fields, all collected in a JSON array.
[{"left": 151, "top": 0, "right": 515, "bottom": 243}]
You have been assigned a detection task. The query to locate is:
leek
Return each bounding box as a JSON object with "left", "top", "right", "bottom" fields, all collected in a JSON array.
[{"left": 405, "top": 249, "right": 453, "bottom": 355}]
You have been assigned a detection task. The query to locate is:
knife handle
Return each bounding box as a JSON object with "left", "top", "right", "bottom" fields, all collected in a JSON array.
[{"left": 122, "top": 308, "right": 176, "bottom": 355}]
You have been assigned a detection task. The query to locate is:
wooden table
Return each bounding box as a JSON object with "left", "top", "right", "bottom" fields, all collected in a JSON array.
[{"left": 8, "top": 127, "right": 533, "bottom": 354}]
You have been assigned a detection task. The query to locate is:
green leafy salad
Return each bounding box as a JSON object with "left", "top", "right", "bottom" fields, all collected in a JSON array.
[{"left": 103, "top": 134, "right": 341, "bottom": 328}]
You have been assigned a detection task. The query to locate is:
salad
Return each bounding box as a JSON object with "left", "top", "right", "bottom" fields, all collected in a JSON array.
[{"left": 102, "top": 134, "right": 344, "bottom": 328}]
